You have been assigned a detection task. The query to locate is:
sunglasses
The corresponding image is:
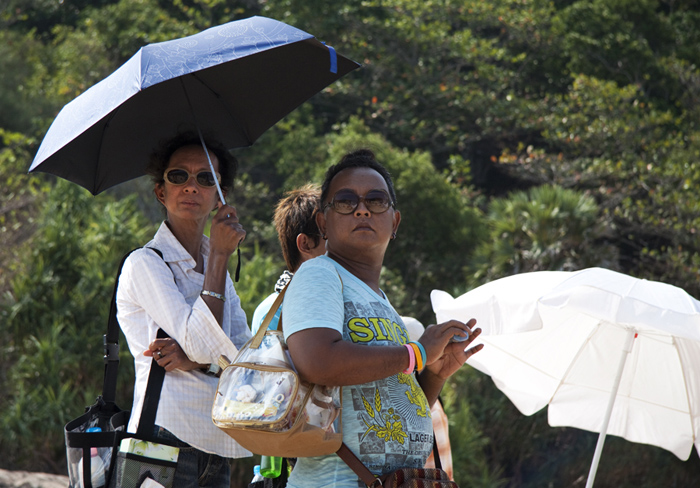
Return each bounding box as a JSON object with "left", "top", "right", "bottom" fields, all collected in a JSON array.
[
  {"left": 163, "top": 168, "right": 221, "bottom": 188},
  {"left": 324, "top": 189, "right": 395, "bottom": 215}
]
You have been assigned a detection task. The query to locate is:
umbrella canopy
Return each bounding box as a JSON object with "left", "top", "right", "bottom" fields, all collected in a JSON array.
[
  {"left": 29, "top": 16, "right": 359, "bottom": 195},
  {"left": 432, "top": 267, "right": 700, "bottom": 487}
]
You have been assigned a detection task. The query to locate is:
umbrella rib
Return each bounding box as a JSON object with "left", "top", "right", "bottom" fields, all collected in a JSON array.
[
  {"left": 672, "top": 337, "right": 696, "bottom": 435},
  {"left": 545, "top": 324, "right": 599, "bottom": 406},
  {"left": 93, "top": 98, "right": 125, "bottom": 195},
  {"left": 93, "top": 123, "right": 108, "bottom": 195},
  {"left": 187, "top": 72, "right": 252, "bottom": 144},
  {"left": 480, "top": 342, "right": 564, "bottom": 402}
]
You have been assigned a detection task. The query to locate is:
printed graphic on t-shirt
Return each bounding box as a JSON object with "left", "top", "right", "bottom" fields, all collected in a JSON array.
[{"left": 342, "top": 298, "right": 433, "bottom": 472}]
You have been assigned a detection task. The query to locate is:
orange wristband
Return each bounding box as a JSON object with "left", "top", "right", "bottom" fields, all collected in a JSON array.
[{"left": 409, "top": 342, "right": 424, "bottom": 372}]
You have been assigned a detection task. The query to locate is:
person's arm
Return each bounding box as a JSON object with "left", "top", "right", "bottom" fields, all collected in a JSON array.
[
  {"left": 287, "top": 328, "right": 408, "bottom": 385},
  {"left": 284, "top": 261, "right": 477, "bottom": 386},
  {"left": 200, "top": 205, "right": 246, "bottom": 324},
  {"left": 225, "top": 275, "right": 252, "bottom": 349},
  {"left": 146, "top": 337, "right": 206, "bottom": 372},
  {"left": 288, "top": 319, "right": 479, "bottom": 387},
  {"left": 417, "top": 320, "right": 483, "bottom": 406},
  {"left": 118, "top": 249, "right": 238, "bottom": 364}
]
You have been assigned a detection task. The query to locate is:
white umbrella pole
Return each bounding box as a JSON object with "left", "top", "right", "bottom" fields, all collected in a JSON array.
[
  {"left": 195, "top": 127, "right": 226, "bottom": 204},
  {"left": 585, "top": 328, "right": 637, "bottom": 488},
  {"left": 180, "top": 78, "right": 227, "bottom": 204}
]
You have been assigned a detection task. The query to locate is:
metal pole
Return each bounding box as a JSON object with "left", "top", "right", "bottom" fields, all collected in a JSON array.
[
  {"left": 585, "top": 327, "right": 637, "bottom": 488},
  {"left": 180, "top": 78, "right": 226, "bottom": 204}
]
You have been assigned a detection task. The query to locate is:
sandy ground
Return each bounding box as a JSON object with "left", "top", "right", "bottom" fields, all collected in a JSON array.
[{"left": 0, "top": 469, "right": 69, "bottom": 488}]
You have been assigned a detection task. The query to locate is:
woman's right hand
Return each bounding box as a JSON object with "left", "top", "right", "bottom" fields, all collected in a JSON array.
[{"left": 209, "top": 205, "right": 246, "bottom": 257}]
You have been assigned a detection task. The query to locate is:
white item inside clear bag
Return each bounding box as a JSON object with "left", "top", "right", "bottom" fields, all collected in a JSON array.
[
  {"left": 302, "top": 384, "right": 341, "bottom": 432},
  {"left": 213, "top": 367, "right": 298, "bottom": 429},
  {"left": 213, "top": 331, "right": 341, "bottom": 432},
  {"left": 234, "top": 332, "right": 292, "bottom": 369}
]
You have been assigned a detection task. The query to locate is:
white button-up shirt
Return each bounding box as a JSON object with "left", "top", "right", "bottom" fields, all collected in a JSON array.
[{"left": 116, "top": 222, "right": 251, "bottom": 457}]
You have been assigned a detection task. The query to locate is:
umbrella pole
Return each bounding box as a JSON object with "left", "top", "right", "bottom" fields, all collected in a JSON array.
[
  {"left": 585, "top": 328, "right": 637, "bottom": 488},
  {"left": 195, "top": 127, "right": 226, "bottom": 204},
  {"left": 180, "top": 78, "right": 227, "bottom": 204}
]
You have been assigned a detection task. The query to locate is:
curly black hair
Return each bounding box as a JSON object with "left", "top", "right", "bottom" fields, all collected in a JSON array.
[{"left": 146, "top": 132, "right": 237, "bottom": 192}]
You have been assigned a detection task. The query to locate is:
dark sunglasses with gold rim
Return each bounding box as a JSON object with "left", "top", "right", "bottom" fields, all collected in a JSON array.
[
  {"left": 163, "top": 168, "right": 221, "bottom": 187},
  {"left": 324, "top": 189, "right": 395, "bottom": 215}
]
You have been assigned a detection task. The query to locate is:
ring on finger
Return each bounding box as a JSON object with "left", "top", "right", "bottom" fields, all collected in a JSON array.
[
  {"left": 157, "top": 351, "right": 163, "bottom": 359},
  {"left": 226, "top": 213, "right": 231, "bottom": 219}
]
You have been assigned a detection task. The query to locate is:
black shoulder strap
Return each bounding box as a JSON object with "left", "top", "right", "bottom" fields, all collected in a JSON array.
[
  {"left": 102, "top": 248, "right": 142, "bottom": 403},
  {"left": 136, "top": 327, "right": 169, "bottom": 437},
  {"left": 103, "top": 247, "right": 169, "bottom": 438}
]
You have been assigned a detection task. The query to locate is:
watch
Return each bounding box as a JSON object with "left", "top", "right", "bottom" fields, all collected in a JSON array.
[{"left": 203, "top": 363, "right": 221, "bottom": 377}]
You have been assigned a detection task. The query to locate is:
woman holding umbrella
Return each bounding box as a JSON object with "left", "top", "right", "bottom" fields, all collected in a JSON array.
[
  {"left": 282, "top": 149, "right": 483, "bottom": 487},
  {"left": 116, "top": 133, "right": 252, "bottom": 487}
]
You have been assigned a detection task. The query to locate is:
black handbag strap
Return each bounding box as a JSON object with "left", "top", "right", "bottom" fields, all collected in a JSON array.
[
  {"left": 103, "top": 247, "right": 169, "bottom": 437},
  {"left": 136, "top": 327, "right": 169, "bottom": 437},
  {"left": 103, "top": 248, "right": 145, "bottom": 403},
  {"left": 432, "top": 433, "right": 443, "bottom": 471}
]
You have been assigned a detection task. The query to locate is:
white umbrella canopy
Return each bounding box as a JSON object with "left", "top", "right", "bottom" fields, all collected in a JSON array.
[{"left": 432, "top": 267, "right": 700, "bottom": 487}]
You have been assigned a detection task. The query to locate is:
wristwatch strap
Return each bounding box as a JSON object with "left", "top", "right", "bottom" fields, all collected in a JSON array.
[{"left": 204, "top": 362, "right": 221, "bottom": 377}]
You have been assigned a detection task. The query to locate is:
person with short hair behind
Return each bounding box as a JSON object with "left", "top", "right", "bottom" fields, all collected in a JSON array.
[{"left": 251, "top": 183, "right": 326, "bottom": 333}]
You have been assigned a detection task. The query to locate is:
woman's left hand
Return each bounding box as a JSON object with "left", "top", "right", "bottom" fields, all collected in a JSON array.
[
  {"left": 145, "top": 338, "right": 204, "bottom": 372},
  {"left": 209, "top": 205, "right": 246, "bottom": 257},
  {"left": 420, "top": 319, "right": 483, "bottom": 380}
]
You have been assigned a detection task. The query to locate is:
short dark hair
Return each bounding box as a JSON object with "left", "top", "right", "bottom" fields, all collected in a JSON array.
[
  {"left": 146, "top": 132, "right": 237, "bottom": 192},
  {"left": 320, "top": 149, "right": 397, "bottom": 207},
  {"left": 274, "top": 184, "right": 321, "bottom": 271}
]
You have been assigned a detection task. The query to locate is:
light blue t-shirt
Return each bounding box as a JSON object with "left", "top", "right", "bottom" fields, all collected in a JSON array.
[
  {"left": 251, "top": 291, "right": 280, "bottom": 334},
  {"left": 251, "top": 270, "right": 293, "bottom": 333},
  {"left": 282, "top": 256, "right": 433, "bottom": 488}
]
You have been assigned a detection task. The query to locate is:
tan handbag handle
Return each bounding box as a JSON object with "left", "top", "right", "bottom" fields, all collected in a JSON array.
[
  {"left": 251, "top": 267, "right": 341, "bottom": 349},
  {"left": 249, "top": 284, "right": 288, "bottom": 349}
]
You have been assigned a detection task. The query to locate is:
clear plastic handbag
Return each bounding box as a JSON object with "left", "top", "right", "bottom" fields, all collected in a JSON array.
[{"left": 212, "top": 287, "right": 342, "bottom": 457}]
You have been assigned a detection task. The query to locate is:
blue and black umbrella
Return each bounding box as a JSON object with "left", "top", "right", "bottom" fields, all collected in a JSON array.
[{"left": 29, "top": 16, "right": 359, "bottom": 196}]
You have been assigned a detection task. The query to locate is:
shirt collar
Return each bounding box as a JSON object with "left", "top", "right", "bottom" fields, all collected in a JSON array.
[{"left": 152, "top": 221, "right": 210, "bottom": 266}]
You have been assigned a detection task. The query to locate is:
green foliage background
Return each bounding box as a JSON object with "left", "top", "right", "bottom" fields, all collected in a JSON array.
[{"left": 2, "top": 0, "right": 700, "bottom": 486}]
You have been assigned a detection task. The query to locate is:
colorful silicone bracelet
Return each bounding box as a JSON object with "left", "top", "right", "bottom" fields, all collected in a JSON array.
[
  {"left": 412, "top": 341, "right": 427, "bottom": 371},
  {"left": 403, "top": 343, "right": 416, "bottom": 374},
  {"left": 409, "top": 342, "right": 424, "bottom": 372}
]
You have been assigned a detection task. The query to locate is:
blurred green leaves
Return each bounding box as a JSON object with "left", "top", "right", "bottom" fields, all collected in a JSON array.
[{"left": 1, "top": 180, "right": 153, "bottom": 472}]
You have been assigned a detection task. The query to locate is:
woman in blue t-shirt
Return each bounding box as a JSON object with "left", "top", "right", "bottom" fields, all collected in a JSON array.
[{"left": 282, "top": 149, "right": 484, "bottom": 487}]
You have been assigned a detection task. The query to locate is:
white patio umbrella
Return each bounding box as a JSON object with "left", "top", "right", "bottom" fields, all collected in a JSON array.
[{"left": 432, "top": 267, "right": 700, "bottom": 488}]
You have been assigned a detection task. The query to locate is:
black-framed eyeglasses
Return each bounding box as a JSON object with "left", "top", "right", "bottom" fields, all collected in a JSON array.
[
  {"left": 324, "top": 189, "right": 395, "bottom": 215},
  {"left": 163, "top": 168, "right": 221, "bottom": 188}
]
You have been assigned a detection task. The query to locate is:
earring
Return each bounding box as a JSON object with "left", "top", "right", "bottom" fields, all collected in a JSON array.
[
  {"left": 323, "top": 234, "right": 327, "bottom": 240},
  {"left": 391, "top": 232, "right": 397, "bottom": 240}
]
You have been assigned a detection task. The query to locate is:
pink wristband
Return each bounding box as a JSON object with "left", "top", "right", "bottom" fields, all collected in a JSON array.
[{"left": 403, "top": 343, "right": 416, "bottom": 374}]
